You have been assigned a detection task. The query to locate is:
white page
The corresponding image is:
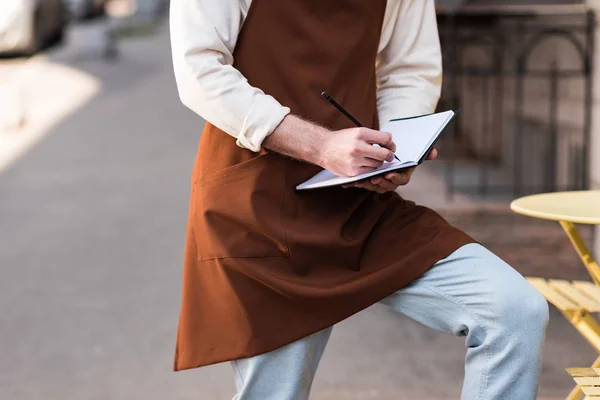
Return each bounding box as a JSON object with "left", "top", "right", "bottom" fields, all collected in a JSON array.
[{"left": 381, "top": 110, "right": 454, "bottom": 163}]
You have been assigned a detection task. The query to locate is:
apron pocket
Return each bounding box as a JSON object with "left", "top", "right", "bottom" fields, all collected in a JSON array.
[{"left": 191, "top": 153, "right": 290, "bottom": 260}]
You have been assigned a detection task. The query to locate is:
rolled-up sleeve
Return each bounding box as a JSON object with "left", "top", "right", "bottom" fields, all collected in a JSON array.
[
  {"left": 169, "top": 0, "right": 290, "bottom": 152},
  {"left": 376, "top": 0, "right": 443, "bottom": 125}
]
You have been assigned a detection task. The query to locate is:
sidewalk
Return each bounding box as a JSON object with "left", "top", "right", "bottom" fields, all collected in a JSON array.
[{"left": 0, "top": 56, "right": 100, "bottom": 173}]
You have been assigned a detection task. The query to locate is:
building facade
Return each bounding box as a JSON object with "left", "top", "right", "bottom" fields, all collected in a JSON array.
[{"left": 435, "top": 0, "right": 599, "bottom": 257}]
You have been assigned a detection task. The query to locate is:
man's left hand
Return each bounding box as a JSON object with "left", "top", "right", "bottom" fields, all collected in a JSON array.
[{"left": 342, "top": 148, "right": 438, "bottom": 193}]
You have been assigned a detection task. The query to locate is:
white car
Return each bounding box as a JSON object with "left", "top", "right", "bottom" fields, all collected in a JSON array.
[
  {"left": 64, "top": 0, "right": 107, "bottom": 20},
  {"left": 0, "top": 0, "right": 66, "bottom": 55}
]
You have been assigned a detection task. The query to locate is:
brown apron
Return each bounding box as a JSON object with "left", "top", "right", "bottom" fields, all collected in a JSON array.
[{"left": 174, "top": 0, "right": 474, "bottom": 371}]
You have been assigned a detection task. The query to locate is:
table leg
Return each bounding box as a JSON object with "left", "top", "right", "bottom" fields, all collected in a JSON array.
[
  {"left": 563, "top": 311, "right": 600, "bottom": 353},
  {"left": 558, "top": 221, "right": 600, "bottom": 399},
  {"left": 559, "top": 221, "right": 600, "bottom": 285}
]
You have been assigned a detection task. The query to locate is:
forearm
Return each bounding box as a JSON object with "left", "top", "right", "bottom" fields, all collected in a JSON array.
[{"left": 262, "top": 115, "right": 329, "bottom": 166}]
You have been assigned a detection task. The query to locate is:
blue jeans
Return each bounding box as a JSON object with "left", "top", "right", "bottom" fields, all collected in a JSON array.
[{"left": 231, "top": 244, "right": 549, "bottom": 400}]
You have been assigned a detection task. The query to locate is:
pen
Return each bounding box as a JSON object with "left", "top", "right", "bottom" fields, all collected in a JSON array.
[{"left": 321, "top": 91, "right": 400, "bottom": 162}]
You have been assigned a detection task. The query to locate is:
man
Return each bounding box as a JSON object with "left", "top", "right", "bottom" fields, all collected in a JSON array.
[{"left": 169, "top": 0, "right": 549, "bottom": 399}]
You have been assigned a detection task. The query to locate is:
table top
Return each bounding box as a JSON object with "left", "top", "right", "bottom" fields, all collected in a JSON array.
[{"left": 510, "top": 190, "right": 600, "bottom": 224}]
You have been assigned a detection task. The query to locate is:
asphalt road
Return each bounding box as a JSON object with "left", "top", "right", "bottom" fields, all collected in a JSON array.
[{"left": 0, "top": 22, "right": 595, "bottom": 400}]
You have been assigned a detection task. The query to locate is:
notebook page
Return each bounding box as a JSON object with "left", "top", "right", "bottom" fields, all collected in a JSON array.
[{"left": 381, "top": 111, "right": 455, "bottom": 163}]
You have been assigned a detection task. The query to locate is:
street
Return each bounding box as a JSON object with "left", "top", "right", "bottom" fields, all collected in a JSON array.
[{"left": 0, "top": 20, "right": 596, "bottom": 400}]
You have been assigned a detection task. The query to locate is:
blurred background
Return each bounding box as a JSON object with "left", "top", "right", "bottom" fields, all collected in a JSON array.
[{"left": 1, "top": 0, "right": 599, "bottom": 399}]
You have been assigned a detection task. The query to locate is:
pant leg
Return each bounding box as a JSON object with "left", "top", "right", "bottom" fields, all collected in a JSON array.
[
  {"left": 231, "top": 327, "right": 333, "bottom": 400},
  {"left": 380, "top": 243, "right": 549, "bottom": 400}
]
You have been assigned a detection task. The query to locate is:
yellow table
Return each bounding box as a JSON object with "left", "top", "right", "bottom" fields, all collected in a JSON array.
[
  {"left": 511, "top": 190, "right": 600, "bottom": 400},
  {"left": 511, "top": 191, "right": 600, "bottom": 283}
]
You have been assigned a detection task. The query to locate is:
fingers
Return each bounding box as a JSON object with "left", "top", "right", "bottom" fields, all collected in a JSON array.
[
  {"left": 356, "top": 128, "right": 396, "bottom": 153},
  {"left": 368, "top": 177, "right": 397, "bottom": 191},
  {"left": 383, "top": 168, "right": 414, "bottom": 185},
  {"left": 358, "top": 142, "right": 394, "bottom": 162},
  {"left": 426, "top": 148, "right": 438, "bottom": 160},
  {"left": 357, "top": 155, "right": 385, "bottom": 169},
  {"left": 342, "top": 170, "right": 413, "bottom": 192},
  {"left": 337, "top": 128, "right": 414, "bottom": 177}
]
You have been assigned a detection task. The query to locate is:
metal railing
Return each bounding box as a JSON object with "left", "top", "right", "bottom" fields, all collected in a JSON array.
[{"left": 436, "top": 6, "right": 594, "bottom": 200}]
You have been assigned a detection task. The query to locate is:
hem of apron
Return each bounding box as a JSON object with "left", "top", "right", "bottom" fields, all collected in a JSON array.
[{"left": 173, "top": 235, "right": 475, "bottom": 372}]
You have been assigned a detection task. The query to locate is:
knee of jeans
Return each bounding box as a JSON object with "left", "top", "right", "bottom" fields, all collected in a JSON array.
[
  {"left": 523, "top": 288, "right": 550, "bottom": 329},
  {"left": 495, "top": 283, "right": 549, "bottom": 333}
]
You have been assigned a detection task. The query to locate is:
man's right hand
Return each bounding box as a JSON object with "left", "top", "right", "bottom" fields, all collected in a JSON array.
[
  {"left": 263, "top": 115, "right": 397, "bottom": 177},
  {"left": 318, "top": 127, "right": 397, "bottom": 177}
]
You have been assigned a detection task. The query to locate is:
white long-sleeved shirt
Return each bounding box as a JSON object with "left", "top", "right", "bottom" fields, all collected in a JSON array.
[{"left": 170, "top": 0, "right": 442, "bottom": 152}]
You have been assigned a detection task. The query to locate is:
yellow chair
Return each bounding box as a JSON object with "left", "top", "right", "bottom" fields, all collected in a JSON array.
[
  {"left": 567, "top": 368, "right": 600, "bottom": 399},
  {"left": 511, "top": 191, "right": 600, "bottom": 400}
]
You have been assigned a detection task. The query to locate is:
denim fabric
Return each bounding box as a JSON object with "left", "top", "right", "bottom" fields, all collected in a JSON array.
[{"left": 231, "top": 243, "right": 549, "bottom": 400}]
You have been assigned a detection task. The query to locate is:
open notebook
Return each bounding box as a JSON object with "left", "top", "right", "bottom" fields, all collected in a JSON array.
[{"left": 296, "top": 110, "right": 456, "bottom": 190}]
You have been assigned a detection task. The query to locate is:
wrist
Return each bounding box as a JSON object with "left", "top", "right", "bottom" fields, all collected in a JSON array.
[{"left": 304, "top": 127, "right": 328, "bottom": 166}]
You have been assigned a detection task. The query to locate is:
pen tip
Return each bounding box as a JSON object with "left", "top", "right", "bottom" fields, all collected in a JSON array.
[{"left": 321, "top": 91, "right": 328, "bottom": 98}]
